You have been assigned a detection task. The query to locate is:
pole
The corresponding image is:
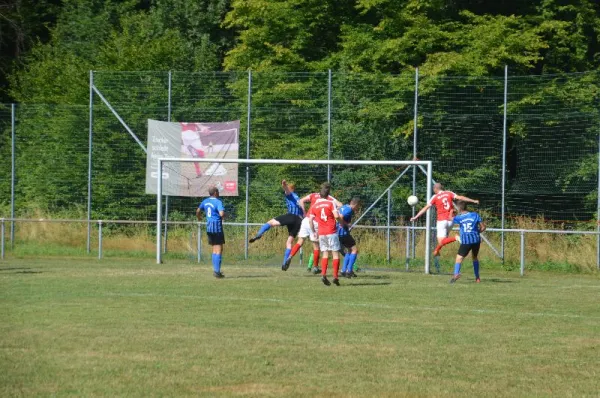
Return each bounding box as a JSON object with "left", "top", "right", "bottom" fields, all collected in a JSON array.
[
  {"left": 424, "top": 161, "right": 433, "bottom": 274},
  {"left": 520, "top": 230, "right": 525, "bottom": 276},
  {"left": 244, "top": 70, "right": 252, "bottom": 260},
  {"left": 87, "top": 70, "right": 94, "bottom": 254},
  {"left": 411, "top": 67, "right": 419, "bottom": 259},
  {"left": 98, "top": 221, "right": 103, "bottom": 259},
  {"left": 597, "top": 125, "right": 600, "bottom": 270},
  {"left": 1, "top": 219, "right": 4, "bottom": 260},
  {"left": 387, "top": 189, "right": 391, "bottom": 263},
  {"left": 156, "top": 159, "right": 163, "bottom": 264},
  {"left": 197, "top": 223, "right": 201, "bottom": 263},
  {"left": 10, "top": 103, "right": 15, "bottom": 247},
  {"left": 405, "top": 227, "right": 410, "bottom": 271},
  {"left": 327, "top": 69, "right": 332, "bottom": 182},
  {"left": 501, "top": 65, "right": 508, "bottom": 262},
  {"left": 163, "top": 70, "right": 172, "bottom": 254}
]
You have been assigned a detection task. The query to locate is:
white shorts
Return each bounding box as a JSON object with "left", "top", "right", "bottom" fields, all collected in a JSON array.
[
  {"left": 319, "top": 234, "right": 341, "bottom": 252},
  {"left": 436, "top": 220, "right": 454, "bottom": 238},
  {"left": 298, "top": 217, "right": 318, "bottom": 242}
]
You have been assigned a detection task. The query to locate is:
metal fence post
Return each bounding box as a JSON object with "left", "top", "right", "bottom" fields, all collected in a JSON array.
[
  {"left": 520, "top": 230, "right": 525, "bottom": 276},
  {"left": 244, "top": 70, "right": 252, "bottom": 260},
  {"left": 411, "top": 67, "right": 419, "bottom": 259},
  {"left": 597, "top": 126, "right": 600, "bottom": 270},
  {"left": 10, "top": 103, "right": 15, "bottom": 247},
  {"left": 87, "top": 70, "right": 94, "bottom": 254},
  {"left": 98, "top": 220, "right": 103, "bottom": 259},
  {"left": 501, "top": 65, "right": 508, "bottom": 262},
  {"left": 197, "top": 223, "right": 202, "bottom": 263},
  {"left": 1, "top": 219, "right": 5, "bottom": 260},
  {"left": 163, "top": 70, "right": 172, "bottom": 254},
  {"left": 327, "top": 69, "right": 332, "bottom": 182},
  {"left": 405, "top": 226, "right": 410, "bottom": 271},
  {"left": 387, "top": 189, "right": 391, "bottom": 263}
]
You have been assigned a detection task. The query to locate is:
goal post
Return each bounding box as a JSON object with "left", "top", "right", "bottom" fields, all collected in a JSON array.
[{"left": 155, "top": 158, "right": 433, "bottom": 272}]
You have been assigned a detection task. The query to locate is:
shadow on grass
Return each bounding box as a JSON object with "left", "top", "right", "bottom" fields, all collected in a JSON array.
[
  {"left": 0, "top": 267, "right": 40, "bottom": 273},
  {"left": 355, "top": 274, "right": 391, "bottom": 280},
  {"left": 15, "top": 270, "right": 43, "bottom": 274},
  {"left": 228, "top": 275, "right": 270, "bottom": 279},
  {"left": 483, "top": 278, "right": 517, "bottom": 284},
  {"left": 343, "top": 282, "right": 392, "bottom": 287}
]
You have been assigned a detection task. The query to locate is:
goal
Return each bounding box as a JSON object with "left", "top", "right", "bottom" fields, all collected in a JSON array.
[{"left": 154, "top": 158, "right": 434, "bottom": 272}]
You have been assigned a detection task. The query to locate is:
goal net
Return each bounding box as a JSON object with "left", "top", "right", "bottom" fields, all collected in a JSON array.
[{"left": 155, "top": 158, "right": 434, "bottom": 273}]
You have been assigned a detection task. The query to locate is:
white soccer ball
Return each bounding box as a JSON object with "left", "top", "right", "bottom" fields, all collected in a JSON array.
[{"left": 407, "top": 195, "right": 419, "bottom": 207}]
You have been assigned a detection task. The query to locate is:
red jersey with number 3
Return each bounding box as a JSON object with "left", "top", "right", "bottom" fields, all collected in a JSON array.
[
  {"left": 428, "top": 191, "right": 456, "bottom": 221},
  {"left": 310, "top": 198, "right": 337, "bottom": 235}
]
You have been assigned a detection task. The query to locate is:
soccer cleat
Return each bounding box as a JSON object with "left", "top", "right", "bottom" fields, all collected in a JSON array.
[
  {"left": 282, "top": 256, "right": 292, "bottom": 271},
  {"left": 340, "top": 271, "right": 347, "bottom": 278},
  {"left": 213, "top": 271, "right": 225, "bottom": 279},
  {"left": 475, "top": 277, "right": 481, "bottom": 283},
  {"left": 449, "top": 274, "right": 461, "bottom": 284},
  {"left": 345, "top": 272, "right": 352, "bottom": 279},
  {"left": 321, "top": 276, "right": 331, "bottom": 286},
  {"left": 332, "top": 278, "right": 340, "bottom": 286},
  {"left": 349, "top": 271, "right": 358, "bottom": 278},
  {"left": 312, "top": 267, "right": 321, "bottom": 275},
  {"left": 307, "top": 267, "right": 312, "bottom": 272},
  {"left": 249, "top": 236, "right": 261, "bottom": 243}
]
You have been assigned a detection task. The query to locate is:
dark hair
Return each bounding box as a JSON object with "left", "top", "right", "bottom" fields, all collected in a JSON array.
[
  {"left": 321, "top": 182, "right": 331, "bottom": 190},
  {"left": 208, "top": 186, "right": 219, "bottom": 197},
  {"left": 350, "top": 196, "right": 361, "bottom": 205},
  {"left": 320, "top": 186, "right": 330, "bottom": 198},
  {"left": 455, "top": 200, "right": 467, "bottom": 212}
]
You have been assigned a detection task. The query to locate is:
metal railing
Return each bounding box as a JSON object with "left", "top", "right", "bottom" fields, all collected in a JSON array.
[{"left": 2, "top": 218, "right": 598, "bottom": 277}]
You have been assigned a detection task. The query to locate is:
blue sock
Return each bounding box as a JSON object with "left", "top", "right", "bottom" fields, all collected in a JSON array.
[
  {"left": 349, "top": 253, "right": 358, "bottom": 271},
  {"left": 211, "top": 253, "right": 218, "bottom": 273},
  {"left": 256, "top": 223, "right": 271, "bottom": 238},
  {"left": 454, "top": 263, "right": 461, "bottom": 275},
  {"left": 473, "top": 260, "right": 480, "bottom": 279},
  {"left": 283, "top": 248, "right": 291, "bottom": 264},
  {"left": 215, "top": 254, "right": 222, "bottom": 273},
  {"left": 343, "top": 255, "right": 351, "bottom": 272}
]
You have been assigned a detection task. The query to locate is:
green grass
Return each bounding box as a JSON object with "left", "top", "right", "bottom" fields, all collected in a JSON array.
[{"left": 1, "top": 258, "right": 599, "bottom": 397}]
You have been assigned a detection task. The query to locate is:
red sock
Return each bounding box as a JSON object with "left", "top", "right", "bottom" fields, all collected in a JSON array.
[
  {"left": 441, "top": 236, "right": 456, "bottom": 246},
  {"left": 333, "top": 259, "right": 340, "bottom": 278},
  {"left": 290, "top": 243, "right": 301, "bottom": 257},
  {"left": 321, "top": 258, "right": 328, "bottom": 276},
  {"left": 313, "top": 250, "right": 320, "bottom": 264}
]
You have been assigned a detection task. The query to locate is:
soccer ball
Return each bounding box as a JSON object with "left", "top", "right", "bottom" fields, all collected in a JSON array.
[{"left": 407, "top": 195, "right": 419, "bottom": 207}]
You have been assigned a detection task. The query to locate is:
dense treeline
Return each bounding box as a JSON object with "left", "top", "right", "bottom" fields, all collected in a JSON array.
[{"left": 1, "top": 0, "right": 599, "bottom": 223}]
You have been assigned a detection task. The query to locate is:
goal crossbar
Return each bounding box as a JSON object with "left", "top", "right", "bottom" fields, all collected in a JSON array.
[{"left": 156, "top": 158, "right": 433, "bottom": 272}]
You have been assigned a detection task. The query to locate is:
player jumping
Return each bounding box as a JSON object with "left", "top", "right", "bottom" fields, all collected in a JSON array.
[
  {"left": 249, "top": 180, "right": 304, "bottom": 270},
  {"left": 309, "top": 187, "right": 343, "bottom": 286},
  {"left": 410, "top": 183, "right": 479, "bottom": 271},
  {"left": 197, "top": 186, "right": 226, "bottom": 278},
  {"left": 450, "top": 200, "right": 486, "bottom": 283},
  {"left": 284, "top": 182, "right": 342, "bottom": 272},
  {"left": 339, "top": 197, "right": 361, "bottom": 278}
]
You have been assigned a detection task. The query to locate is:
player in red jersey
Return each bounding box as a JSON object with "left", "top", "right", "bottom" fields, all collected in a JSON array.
[
  {"left": 309, "top": 186, "right": 343, "bottom": 286},
  {"left": 283, "top": 182, "right": 342, "bottom": 272},
  {"left": 410, "top": 183, "right": 479, "bottom": 270}
]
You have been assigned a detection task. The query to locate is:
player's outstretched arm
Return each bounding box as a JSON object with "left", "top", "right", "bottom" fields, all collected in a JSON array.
[
  {"left": 298, "top": 194, "right": 312, "bottom": 210},
  {"left": 282, "top": 179, "right": 291, "bottom": 195},
  {"left": 410, "top": 204, "right": 431, "bottom": 222},
  {"left": 309, "top": 214, "right": 316, "bottom": 234},
  {"left": 196, "top": 208, "right": 202, "bottom": 222},
  {"left": 479, "top": 221, "right": 486, "bottom": 233},
  {"left": 455, "top": 194, "right": 479, "bottom": 205}
]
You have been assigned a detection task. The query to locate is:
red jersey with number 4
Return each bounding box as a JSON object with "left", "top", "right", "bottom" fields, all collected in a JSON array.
[
  {"left": 310, "top": 198, "right": 337, "bottom": 235},
  {"left": 305, "top": 192, "right": 336, "bottom": 218},
  {"left": 428, "top": 191, "right": 456, "bottom": 221}
]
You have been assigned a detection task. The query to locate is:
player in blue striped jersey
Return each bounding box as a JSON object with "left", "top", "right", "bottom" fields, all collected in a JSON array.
[
  {"left": 249, "top": 180, "right": 305, "bottom": 269},
  {"left": 197, "top": 186, "right": 226, "bottom": 278},
  {"left": 450, "top": 200, "right": 486, "bottom": 284},
  {"left": 338, "top": 197, "right": 361, "bottom": 278}
]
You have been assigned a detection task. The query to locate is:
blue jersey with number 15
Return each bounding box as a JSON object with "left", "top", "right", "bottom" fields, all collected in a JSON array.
[
  {"left": 453, "top": 212, "right": 482, "bottom": 244},
  {"left": 199, "top": 197, "right": 224, "bottom": 233}
]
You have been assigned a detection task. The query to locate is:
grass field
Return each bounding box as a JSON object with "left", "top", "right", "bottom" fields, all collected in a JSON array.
[{"left": 1, "top": 257, "right": 599, "bottom": 397}]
